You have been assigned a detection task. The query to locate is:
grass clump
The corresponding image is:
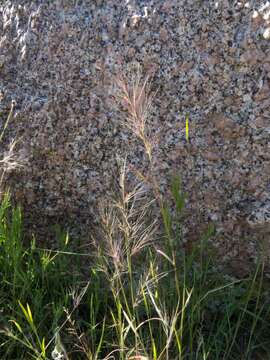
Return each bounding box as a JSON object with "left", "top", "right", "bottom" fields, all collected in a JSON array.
[{"left": 0, "top": 181, "right": 270, "bottom": 359}]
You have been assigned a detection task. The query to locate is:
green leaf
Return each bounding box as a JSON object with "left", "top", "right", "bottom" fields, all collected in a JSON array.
[{"left": 10, "top": 320, "right": 23, "bottom": 334}]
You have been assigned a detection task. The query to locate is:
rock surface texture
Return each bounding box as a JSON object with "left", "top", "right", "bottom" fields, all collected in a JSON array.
[{"left": 0, "top": 0, "right": 269, "bottom": 264}]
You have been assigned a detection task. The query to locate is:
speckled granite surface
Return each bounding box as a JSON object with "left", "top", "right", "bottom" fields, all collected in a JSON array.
[{"left": 0, "top": 1, "right": 269, "bottom": 263}]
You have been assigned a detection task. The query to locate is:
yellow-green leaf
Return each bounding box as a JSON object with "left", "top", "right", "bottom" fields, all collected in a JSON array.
[
  {"left": 26, "top": 303, "right": 33, "bottom": 324},
  {"left": 185, "top": 115, "right": 189, "bottom": 142},
  {"left": 18, "top": 301, "right": 29, "bottom": 322},
  {"left": 9, "top": 320, "right": 22, "bottom": 334},
  {"left": 41, "top": 337, "right": 46, "bottom": 355}
]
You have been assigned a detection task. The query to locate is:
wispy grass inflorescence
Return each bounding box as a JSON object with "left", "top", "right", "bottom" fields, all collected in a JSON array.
[
  {"left": 0, "top": 101, "right": 23, "bottom": 197},
  {"left": 114, "top": 67, "right": 164, "bottom": 213},
  {"left": 98, "top": 159, "right": 156, "bottom": 271},
  {"left": 114, "top": 68, "right": 155, "bottom": 162}
]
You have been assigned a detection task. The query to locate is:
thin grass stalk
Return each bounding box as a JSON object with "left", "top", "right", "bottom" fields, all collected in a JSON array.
[
  {"left": 245, "top": 260, "right": 264, "bottom": 357},
  {"left": 141, "top": 283, "right": 157, "bottom": 359},
  {"left": 226, "top": 262, "right": 262, "bottom": 358}
]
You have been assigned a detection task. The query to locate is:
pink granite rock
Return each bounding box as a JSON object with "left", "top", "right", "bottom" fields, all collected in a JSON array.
[{"left": 0, "top": 1, "right": 269, "bottom": 263}]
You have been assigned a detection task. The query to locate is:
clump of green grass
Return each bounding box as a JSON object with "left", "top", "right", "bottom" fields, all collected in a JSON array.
[
  {"left": 0, "top": 192, "right": 78, "bottom": 359},
  {"left": 0, "top": 178, "right": 270, "bottom": 359}
]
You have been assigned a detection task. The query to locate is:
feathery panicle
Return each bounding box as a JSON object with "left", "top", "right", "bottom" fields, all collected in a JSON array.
[{"left": 114, "top": 67, "right": 156, "bottom": 163}]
